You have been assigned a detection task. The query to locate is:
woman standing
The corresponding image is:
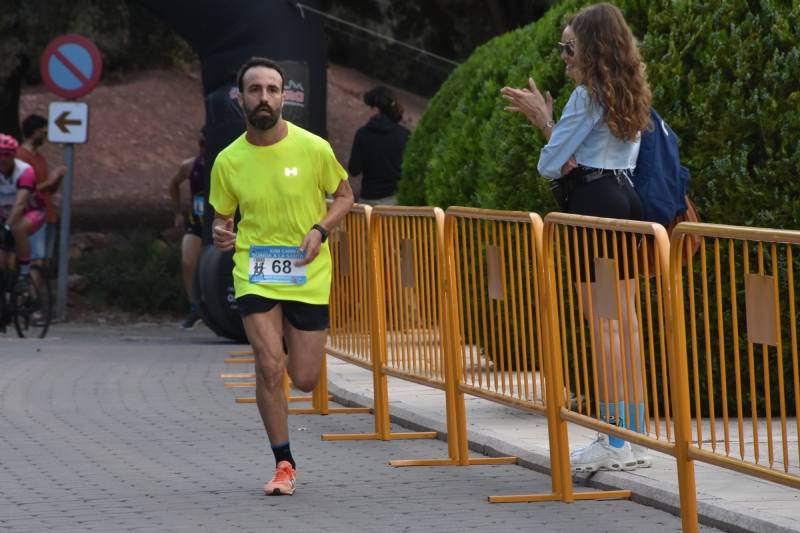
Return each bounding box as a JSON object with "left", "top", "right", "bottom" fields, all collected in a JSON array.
[
  {"left": 348, "top": 86, "right": 410, "bottom": 205},
  {"left": 501, "top": 3, "right": 652, "bottom": 472}
]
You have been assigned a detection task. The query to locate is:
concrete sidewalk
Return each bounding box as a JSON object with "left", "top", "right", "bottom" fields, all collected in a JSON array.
[
  {"left": 0, "top": 322, "right": 722, "bottom": 533},
  {"left": 323, "top": 356, "right": 800, "bottom": 533}
]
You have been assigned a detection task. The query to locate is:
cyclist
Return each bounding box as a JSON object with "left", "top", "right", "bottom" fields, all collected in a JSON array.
[
  {"left": 0, "top": 133, "right": 46, "bottom": 291},
  {"left": 210, "top": 57, "right": 353, "bottom": 496}
]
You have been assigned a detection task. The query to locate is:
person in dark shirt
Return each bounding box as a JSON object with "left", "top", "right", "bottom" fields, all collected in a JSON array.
[
  {"left": 347, "top": 86, "right": 410, "bottom": 205},
  {"left": 168, "top": 130, "right": 207, "bottom": 329}
]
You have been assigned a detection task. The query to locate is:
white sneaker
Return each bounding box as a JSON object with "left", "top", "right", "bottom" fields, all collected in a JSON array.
[
  {"left": 570, "top": 434, "right": 638, "bottom": 472},
  {"left": 631, "top": 443, "right": 652, "bottom": 468}
]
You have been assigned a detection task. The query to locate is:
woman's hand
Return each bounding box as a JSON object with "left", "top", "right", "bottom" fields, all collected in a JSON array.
[
  {"left": 500, "top": 78, "right": 553, "bottom": 131},
  {"left": 561, "top": 156, "right": 577, "bottom": 176}
]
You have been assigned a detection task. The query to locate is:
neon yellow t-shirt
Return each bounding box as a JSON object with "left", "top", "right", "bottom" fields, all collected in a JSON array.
[{"left": 209, "top": 122, "right": 347, "bottom": 304}]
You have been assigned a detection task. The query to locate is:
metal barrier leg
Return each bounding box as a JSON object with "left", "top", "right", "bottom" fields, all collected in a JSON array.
[
  {"left": 321, "top": 356, "right": 437, "bottom": 441},
  {"left": 387, "top": 335, "right": 515, "bottom": 467}
]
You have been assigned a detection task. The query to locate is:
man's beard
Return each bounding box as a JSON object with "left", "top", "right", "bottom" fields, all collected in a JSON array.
[{"left": 245, "top": 103, "right": 280, "bottom": 131}]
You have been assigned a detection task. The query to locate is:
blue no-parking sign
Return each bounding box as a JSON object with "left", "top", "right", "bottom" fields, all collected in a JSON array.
[
  {"left": 39, "top": 34, "right": 103, "bottom": 99},
  {"left": 38, "top": 35, "right": 103, "bottom": 321}
]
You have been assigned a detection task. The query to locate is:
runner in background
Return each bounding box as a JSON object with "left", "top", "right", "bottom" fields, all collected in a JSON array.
[{"left": 169, "top": 130, "right": 207, "bottom": 329}]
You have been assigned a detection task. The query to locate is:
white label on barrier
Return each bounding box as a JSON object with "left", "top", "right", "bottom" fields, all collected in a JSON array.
[{"left": 249, "top": 245, "right": 307, "bottom": 285}]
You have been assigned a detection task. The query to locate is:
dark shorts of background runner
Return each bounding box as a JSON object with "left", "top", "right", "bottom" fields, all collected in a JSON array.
[
  {"left": 236, "top": 294, "right": 329, "bottom": 331},
  {"left": 185, "top": 220, "right": 203, "bottom": 238}
]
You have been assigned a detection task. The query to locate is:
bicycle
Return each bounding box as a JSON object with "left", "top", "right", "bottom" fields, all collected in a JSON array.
[{"left": 0, "top": 226, "right": 52, "bottom": 338}]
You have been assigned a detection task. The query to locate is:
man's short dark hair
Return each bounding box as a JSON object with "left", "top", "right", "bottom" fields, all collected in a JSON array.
[
  {"left": 236, "top": 57, "right": 284, "bottom": 93},
  {"left": 21, "top": 114, "right": 47, "bottom": 139}
]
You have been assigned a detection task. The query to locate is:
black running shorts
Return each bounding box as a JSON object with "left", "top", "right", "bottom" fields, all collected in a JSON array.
[{"left": 236, "top": 294, "right": 329, "bottom": 331}]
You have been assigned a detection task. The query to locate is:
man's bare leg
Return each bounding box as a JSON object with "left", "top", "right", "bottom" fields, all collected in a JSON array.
[
  {"left": 283, "top": 320, "right": 326, "bottom": 393},
  {"left": 242, "top": 307, "right": 289, "bottom": 446},
  {"left": 181, "top": 234, "right": 201, "bottom": 300}
]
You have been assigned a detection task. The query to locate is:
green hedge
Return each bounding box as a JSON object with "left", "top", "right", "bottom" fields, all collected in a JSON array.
[
  {"left": 400, "top": 0, "right": 800, "bottom": 230},
  {"left": 76, "top": 229, "right": 186, "bottom": 314},
  {"left": 642, "top": 1, "right": 800, "bottom": 228},
  {"left": 401, "top": 0, "right": 800, "bottom": 415}
]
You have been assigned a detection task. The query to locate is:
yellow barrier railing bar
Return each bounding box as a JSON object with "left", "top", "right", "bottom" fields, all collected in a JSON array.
[
  {"left": 322, "top": 205, "right": 437, "bottom": 442},
  {"left": 670, "top": 222, "right": 800, "bottom": 492}
]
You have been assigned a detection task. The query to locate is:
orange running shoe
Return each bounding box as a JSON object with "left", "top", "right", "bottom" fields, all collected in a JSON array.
[{"left": 264, "top": 461, "right": 296, "bottom": 496}]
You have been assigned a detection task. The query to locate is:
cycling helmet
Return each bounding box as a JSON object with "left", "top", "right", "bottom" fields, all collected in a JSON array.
[{"left": 0, "top": 134, "right": 18, "bottom": 157}]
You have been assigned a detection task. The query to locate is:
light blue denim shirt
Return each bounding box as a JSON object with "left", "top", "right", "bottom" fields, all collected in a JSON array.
[{"left": 537, "top": 85, "right": 640, "bottom": 180}]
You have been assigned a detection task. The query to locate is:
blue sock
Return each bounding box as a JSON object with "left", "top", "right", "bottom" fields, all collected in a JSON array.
[
  {"left": 600, "top": 401, "right": 626, "bottom": 448},
  {"left": 627, "top": 402, "right": 646, "bottom": 433},
  {"left": 271, "top": 441, "right": 295, "bottom": 469}
]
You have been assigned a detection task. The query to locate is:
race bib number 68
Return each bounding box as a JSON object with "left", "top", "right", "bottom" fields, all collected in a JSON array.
[{"left": 249, "top": 245, "right": 308, "bottom": 285}]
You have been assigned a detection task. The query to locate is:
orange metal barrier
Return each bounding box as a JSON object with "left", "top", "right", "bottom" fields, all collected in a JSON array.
[
  {"left": 443, "top": 208, "right": 546, "bottom": 469},
  {"left": 493, "top": 213, "right": 693, "bottom": 512},
  {"left": 327, "top": 204, "right": 374, "bottom": 369},
  {"left": 326, "top": 205, "right": 514, "bottom": 466},
  {"left": 544, "top": 214, "right": 678, "bottom": 448},
  {"left": 322, "top": 205, "right": 436, "bottom": 441},
  {"left": 670, "top": 223, "right": 800, "bottom": 494}
]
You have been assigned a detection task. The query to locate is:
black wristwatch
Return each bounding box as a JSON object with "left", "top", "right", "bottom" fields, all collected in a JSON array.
[{"left": 312, "top": 223, "right": 329, "bottom": 242}]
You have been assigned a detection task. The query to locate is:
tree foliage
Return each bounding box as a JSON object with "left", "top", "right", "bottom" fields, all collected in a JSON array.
[
  {"left": 322, "top": 0, "right": 555, "bottom": 96},
  {"left": 0, "top": 0, "right": 194, "bottom": 137}
]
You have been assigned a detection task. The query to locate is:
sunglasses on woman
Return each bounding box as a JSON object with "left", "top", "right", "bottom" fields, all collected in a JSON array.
[{"left": 557, "top": 40, "right": 575, "bottom": 57}]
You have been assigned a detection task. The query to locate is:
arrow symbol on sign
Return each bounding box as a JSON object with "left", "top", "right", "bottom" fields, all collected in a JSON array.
[{"left": 55, "top": 110, "right": 82, "bottom": 133}]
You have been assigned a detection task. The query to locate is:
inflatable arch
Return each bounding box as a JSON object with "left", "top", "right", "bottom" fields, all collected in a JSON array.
[{"left": 138, "top": 0, "right": 327, "bottom": 340}]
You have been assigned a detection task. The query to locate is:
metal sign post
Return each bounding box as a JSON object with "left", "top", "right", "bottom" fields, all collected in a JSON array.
[
  {"left": 40, "top": 35, "right": 102, "bottom": 321},
  {"left": 56, "top": 145, "right": 75, "bottom": 320}
]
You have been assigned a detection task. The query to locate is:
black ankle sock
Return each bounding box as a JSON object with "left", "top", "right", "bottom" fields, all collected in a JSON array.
[{"left": 271, "top": 441, "right": 295, "bottom": 469}]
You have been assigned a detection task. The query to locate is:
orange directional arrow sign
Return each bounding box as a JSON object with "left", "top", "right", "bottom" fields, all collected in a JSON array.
[{"left": 54, "top": 110, "right": 82, "bottom": 133}]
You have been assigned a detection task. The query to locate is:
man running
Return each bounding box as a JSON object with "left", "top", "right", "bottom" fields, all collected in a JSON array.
[
  {"left": 0, "top": 133, "right": 46, "bottom": 292},
  {"left": 17, "top": 114, "right": 66, "bottom": 278},
  {"left": 210, "top": 57, "right": 353, "bottom": 496},
  {"left": 168, "top": 129, "right": 207, "bottom": 329}
]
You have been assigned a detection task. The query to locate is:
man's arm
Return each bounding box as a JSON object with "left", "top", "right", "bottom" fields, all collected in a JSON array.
[
  {"left": 169, "top": 158, "right": 194, "bottom": 230},
  {"left": 37, "top": 165, "right": 67, "bottom": 194},
  {"left": 296, "top": 179, "right": 354, "bottom": 266}
]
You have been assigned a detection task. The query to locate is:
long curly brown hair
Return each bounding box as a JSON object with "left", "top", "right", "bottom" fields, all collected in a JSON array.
[{"left": 570, "top": 3, "right": 651, "bottom": 141}]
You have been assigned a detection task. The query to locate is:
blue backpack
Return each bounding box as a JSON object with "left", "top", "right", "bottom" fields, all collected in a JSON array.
[{"left": 631, "top": 109, "right": 690, "bottom": 226}]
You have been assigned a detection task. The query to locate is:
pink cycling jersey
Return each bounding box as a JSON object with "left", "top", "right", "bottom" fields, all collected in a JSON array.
[{"left": 0, "top": 159, "right": 45, "bottom": 223}]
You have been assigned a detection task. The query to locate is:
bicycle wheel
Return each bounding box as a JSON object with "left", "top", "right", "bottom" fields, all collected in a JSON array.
[{"left": 13, "top": 266, "right": 52, "bottom": 338}]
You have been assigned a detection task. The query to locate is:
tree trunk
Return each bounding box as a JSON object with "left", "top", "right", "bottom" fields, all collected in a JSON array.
[{"left": 0, "top": 53, "right": 28, "bottom": 140}]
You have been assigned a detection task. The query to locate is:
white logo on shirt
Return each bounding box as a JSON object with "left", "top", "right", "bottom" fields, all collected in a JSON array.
[{"left": 284, "top": 167, "right": 298, "bottom": 176}]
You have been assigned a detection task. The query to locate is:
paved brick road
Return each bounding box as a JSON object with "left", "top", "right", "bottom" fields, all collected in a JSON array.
[{"left": 0, "top": 324, "right": 722, "bottom": 532}]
